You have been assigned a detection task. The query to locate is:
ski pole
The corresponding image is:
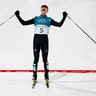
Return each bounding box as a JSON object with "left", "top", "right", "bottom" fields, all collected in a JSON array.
[
  {"left": 0, "top": 0, "right": 32, "bottom": 27},
  {"left": 0, "top": 14, "right": 15, "bottom": 26},
  {"left": 67, "top": 15, "right": 96, "bottom": 44}
]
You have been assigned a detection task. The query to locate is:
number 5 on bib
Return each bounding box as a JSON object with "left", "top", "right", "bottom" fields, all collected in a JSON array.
[{"left": 40, "top": 28, "right": 44, "bottom": 33}]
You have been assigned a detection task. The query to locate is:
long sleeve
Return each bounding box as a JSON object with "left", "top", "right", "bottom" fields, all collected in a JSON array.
[
  {"left": 16, "top": 15, "right": 34, "bottom": 25},
  {"left": 50, "top": 14, "right": 67, "bottom": 27}
]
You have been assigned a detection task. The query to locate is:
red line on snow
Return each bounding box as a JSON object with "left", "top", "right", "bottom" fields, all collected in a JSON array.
[{"left": 0, "top": 70, "right": 96, "bottom": 73}]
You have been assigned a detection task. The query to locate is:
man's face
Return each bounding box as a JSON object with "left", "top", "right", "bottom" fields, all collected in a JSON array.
[{"left": 41, "top": 7, "right": 48, "bottom": 16}]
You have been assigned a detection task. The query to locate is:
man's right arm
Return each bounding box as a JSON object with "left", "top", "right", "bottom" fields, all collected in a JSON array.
[{"left": 15, "top": 10, "right": 34, "bottom": 25}]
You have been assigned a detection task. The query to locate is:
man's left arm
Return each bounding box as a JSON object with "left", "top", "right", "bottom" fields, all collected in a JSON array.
[{"left": 50, "top": 11, "right": 68, "bottom": 27}]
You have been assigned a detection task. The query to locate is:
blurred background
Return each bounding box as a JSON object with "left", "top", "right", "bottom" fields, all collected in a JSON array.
[{"left": 0, "top": 0, "right": 96, "bottom": 70}]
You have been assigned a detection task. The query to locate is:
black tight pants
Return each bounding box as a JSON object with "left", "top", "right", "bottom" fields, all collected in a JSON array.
[{"left": 33, "top": 34, "right": 49, "bottom": 77}]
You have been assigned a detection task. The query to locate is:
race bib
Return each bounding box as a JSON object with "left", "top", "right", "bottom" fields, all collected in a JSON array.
[{"left": 34, "top": 25, "right": 49, "bottom": 35}]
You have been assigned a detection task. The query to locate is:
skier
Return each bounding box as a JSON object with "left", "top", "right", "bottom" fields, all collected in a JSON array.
[{"left": 15, "top": 5, "right": 68, "bottom": 87}]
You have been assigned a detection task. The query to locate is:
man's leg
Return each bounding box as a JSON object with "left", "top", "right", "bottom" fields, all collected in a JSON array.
[
  {"left": 42, "top": 49, "right": 49, "bottom": 80},
  {"left": 41, "top": 35, "right": 49, "bottom": 80},
  {"left": 33, "top": 35, "right": 40, "bottom": 80}
]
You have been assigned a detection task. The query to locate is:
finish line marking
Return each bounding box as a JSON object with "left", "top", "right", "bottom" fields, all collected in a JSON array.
[{"left": 0, "top": 70, "right": 96, "bottom": 73}]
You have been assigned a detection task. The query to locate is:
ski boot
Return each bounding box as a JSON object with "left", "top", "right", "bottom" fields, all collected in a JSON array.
[
  {"left": 45, "top": 73, "right": 49, "bottom": 88},
  {"left": 32, "top": 72, "right": 37, "bottom": 88}
]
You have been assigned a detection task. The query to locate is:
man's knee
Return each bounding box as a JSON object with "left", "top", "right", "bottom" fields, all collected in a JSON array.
[
  {"left": 33, "top": 63, "right": 38, "bottom": 71},
  {"left": 34, "top": 49, "right": 39, "bottom": 64},
  {"left": 44, "top": 62, "right": 49, "bottom": 72},
  {"left": 42, "top": 49, "right": 48, "bottom": 63}
]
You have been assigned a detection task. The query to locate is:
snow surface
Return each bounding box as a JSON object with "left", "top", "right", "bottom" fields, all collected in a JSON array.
[{"left": 0, "top": 73, "right": 96, "bottom": 96}]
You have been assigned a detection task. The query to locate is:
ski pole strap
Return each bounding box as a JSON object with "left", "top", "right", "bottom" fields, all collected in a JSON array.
[
  {"left": 0, "top": 14, "right": 15, "bottom": 26},
  {"left": 67, "top": 16, "right": 96, "bottom": 44}
]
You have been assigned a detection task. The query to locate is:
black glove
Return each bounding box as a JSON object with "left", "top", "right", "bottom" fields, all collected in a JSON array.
[
  {"left": 15, "top": 10, "right": 20, "bottom": 16},
  {"left": 63, "top": 11, "right": 68, "bottom": 17}
]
